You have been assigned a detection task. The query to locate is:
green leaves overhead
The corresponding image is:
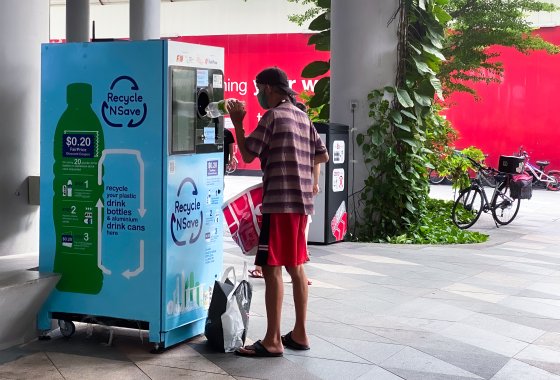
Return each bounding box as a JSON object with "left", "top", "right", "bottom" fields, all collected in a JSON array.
[
  {"left": 313, "top": 76, "right": 329, "bottom": 95},
  {"left": 309, "top": 11, "right": 330, "bottom": 31},
  {"left": 308, "top": 31, "right": 330, "bottom": 51},
  {"left": 440, "top": 0, "right": 560, "bottom": 97},
  {"left": 302, "top": 60, "right": 330, "bottom": 78}
]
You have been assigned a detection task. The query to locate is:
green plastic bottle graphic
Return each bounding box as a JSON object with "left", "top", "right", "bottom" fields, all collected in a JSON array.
[{"left": 53, "top": 83, "right": 105, "bottom": 294}]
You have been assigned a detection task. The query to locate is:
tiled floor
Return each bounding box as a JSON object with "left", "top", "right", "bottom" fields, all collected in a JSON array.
[{"left": 1, "top": 179, "right": 560, "bottom": 379}]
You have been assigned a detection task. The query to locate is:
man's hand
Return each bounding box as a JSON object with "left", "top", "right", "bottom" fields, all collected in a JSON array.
[
  {"left": 313, "top": 183, "right": 320, "bottom": 196},
  {"left": 227, "top": 100, "right": 255, "bottom": 163},
  {"left": 227, "top": 99, "right": 246, "bottom": 125}
]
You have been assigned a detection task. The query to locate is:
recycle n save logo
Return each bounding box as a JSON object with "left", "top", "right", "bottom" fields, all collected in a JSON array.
[
  {"left": 102, "top": 76, "right": 148, "bottom": 128},
  {"left": 170, "top": 177, "right": 204, "bottom": 246}
]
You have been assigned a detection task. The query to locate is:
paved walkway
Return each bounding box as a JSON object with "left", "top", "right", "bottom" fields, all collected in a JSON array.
[{"left": 1, "top": 178, "right": 559, "bottom": 379}]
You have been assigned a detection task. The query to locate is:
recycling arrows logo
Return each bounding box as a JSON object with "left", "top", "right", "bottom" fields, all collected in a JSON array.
[
  {"left": 170, "top": 177, "right": 204, "bottom": 246},
  {"left": 102, "top": 75, "right": 148, "bottom": 128}
]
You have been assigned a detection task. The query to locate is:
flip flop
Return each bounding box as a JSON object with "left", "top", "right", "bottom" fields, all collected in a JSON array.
[
  {"left": 281, "top": 331, "right": 310, "bottom": 351},
  {"left": 248, "top": 269, "right": 263, "bottom": 278},
  {"left": 235, "top": 340, "right": 283, "bottom": 357}
]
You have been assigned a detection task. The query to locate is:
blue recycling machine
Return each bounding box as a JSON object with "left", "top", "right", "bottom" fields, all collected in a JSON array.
[{"left": 39, "top": 40, "right": 226, "bottom": 350}]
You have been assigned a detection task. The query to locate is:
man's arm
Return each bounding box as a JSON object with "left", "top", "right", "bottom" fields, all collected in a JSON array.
[
  {"left": 314, "top": 151, "right": 329, "bottom": 165},
  {"left": 313, "top": 162, "right": 321, "bottom": 195},
  {"left": 227, "top": 100, "right": 256, "bottom": 164}
]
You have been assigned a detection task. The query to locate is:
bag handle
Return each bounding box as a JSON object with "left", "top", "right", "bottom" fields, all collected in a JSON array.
[
  {"left": 221, "top": 266, "right": 237, "bottom": 284},
  {"left": 224, "top": 263, "right": 250, "bottom": 300},
  {"left": 242, "top": 261, "right": 248, "bottom": 282}
]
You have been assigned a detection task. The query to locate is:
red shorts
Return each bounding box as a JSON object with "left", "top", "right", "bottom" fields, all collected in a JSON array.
[{"left": 255, "top": 213, "right": 309, "bottom": 267}]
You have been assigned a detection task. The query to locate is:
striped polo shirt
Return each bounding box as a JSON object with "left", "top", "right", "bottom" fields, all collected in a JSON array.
[{"left": 245, "top": 101, "right": 328, "bottom": 215}]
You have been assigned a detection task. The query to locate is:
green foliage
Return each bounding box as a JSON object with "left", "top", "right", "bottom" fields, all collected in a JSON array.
[
  {"left": 293, "top": 0, "right": 330, "bottom": 124},
  {"left": 355, "top": 0, "right": 450, "bottom": 241},
  {"left": 437, "top": 146, "right": 486, "bottom": 190},
  {"left": 424, "top": 109, "right": 486, "bottom": 190},
  {"left": 286, "top": 0, "right": 324, "bottom": 26},
  {"left": 299, "top": 91, "right": 326, "bottom": 122},
  {"left": 441, "top": 0, "right": 560, "bottom": 96},
  {"left": 287, "top": 0, "right": 490, "bottom": 245},
  {"left": 376, "top": 198, "right": 488, "bottom": 244}
]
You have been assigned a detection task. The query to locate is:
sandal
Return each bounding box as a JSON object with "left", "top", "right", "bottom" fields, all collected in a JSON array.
[
  {"left": 235, "top": 340, "right": 283, "bottom": 357},
  {"left": 281, "top": 331, "right": 310, "bottom": 351},
  {"left": 248, "top": 269, "right": 263, "bottom": 278}
]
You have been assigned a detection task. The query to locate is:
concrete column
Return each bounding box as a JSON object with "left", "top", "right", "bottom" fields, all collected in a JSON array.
[
  {"left": 130, "top": 0, "right": 161, "bottom": 40},
  {"left": 330, "top": 0, "right": 400, "bottom": 225},
  {"left": 66, "top": 0, "right": 90, "bottom": 42},
  {"left": 0, "top": 0, "right": 49, "bottom": 256}
]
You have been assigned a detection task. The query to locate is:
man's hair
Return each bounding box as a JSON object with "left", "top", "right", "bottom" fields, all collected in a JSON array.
[{"left": 256, "top": 67, "right": 297, "bottom": 98}]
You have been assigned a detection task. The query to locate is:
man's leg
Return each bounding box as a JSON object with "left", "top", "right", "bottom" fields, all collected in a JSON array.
[
  {"left": 237, "top": 264, "right": 284, "bottom": 355},
  {"left": 285, "top": 264, "right": 309, "bottom": 347},
  {"left": 260, "top": 265, "right": 284, "bottom": 352}
]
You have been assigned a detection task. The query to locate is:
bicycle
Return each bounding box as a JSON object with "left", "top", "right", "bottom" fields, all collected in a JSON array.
[
  {"left": 428, "top": 168, "right": 452, "bottom": 185},
  {"left": 428, "top": 153, "right": 494, "bottom": 187},
  {"left": 451, "top": 155, "right": 520, "bottom": 229},
  {"left": 515, "top": 147, "right": 560, "bottom": 191}
]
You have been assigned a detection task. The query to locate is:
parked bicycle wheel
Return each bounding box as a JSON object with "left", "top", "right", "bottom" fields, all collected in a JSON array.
[
  {"left": 451, "top": 186, "right": 484, "bottom": 229},
  {"left": 546, "top": 170, "right": 560, "bottom": 191},
  {"left": 491, "top": 181, "right": 520, "bottom": 225},
  {"left": 428, "top": 169, "right": 445, "bottom": 184}
]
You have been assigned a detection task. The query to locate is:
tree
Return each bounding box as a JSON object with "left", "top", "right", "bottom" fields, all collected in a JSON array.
[
  {"left": 285, "top": 0, "right": 559, "bottom": 97},
  {"left": 441, "top": 0, "right": 559, "bottom": 96}
]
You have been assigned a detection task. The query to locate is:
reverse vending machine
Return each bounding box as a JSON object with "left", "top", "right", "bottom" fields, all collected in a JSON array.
[{"left": 39, "top": 40, "right": 225, "bottom": 350}]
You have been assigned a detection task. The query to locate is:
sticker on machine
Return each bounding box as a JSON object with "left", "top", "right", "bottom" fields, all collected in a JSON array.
[
  {"left": 332, "top": 140, "right": 345, "bottom": 164},
  {"left": 330, "top": 201, "right": 347, "bottom": 241},
  {"left": 213, "top": 74, "right": 223, "bottom": 88},
  {"left": 332, "top": 168, "right": 345, "bottom": 192},
  {"left": 196, "top": 69, "right": 209, "bottom": 87}
]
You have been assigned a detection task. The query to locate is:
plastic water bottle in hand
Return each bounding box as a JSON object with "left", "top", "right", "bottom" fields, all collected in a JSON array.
[{"left": 205, "top": 99, "right": 231, "bottom": 118}]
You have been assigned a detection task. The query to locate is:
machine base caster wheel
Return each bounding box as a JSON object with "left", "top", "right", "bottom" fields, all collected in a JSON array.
[
  {"left": 58, "top": 320, "right": 76, "bottom": 338},
  {"left": 150, "top": 343, "right": 165, "bottom": 354}
]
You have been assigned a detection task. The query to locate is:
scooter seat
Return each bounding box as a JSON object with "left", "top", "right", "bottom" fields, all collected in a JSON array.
[{"left": 536, "top": 160, "right": 550, "bottom": 167}]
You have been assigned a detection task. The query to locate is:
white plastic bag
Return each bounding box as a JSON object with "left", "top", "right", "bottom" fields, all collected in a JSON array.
[
  {"left": 221, "top": 262, "right": 252, "bottom": 352},
  {"left": 221, "top": 288, "right": 245, "bottom": 352},
  {"left": 206, "top": 264, "right": 252, "bottom": 352}
]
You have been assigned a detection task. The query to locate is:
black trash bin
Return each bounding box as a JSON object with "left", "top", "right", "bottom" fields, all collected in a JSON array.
[{"left": 308, "top": 122, "right": 349, "bottom": 244}]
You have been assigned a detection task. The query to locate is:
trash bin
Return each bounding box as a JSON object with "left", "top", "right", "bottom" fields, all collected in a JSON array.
[{"left": 308, "top": 122, "right": 349, "bottom": 244}]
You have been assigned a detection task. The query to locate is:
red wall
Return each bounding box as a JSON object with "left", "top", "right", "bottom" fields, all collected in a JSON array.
[
  {"left": 445, "top": 27, "right": 560, "bottom": 170},
  {"left": 173, "top": 34, "right": 329, "bottom": 172},
  {"left": 59, "top": 31, "right": 555, "bottom": 172},
  {"left": 183, "top": 30, "right": 560, "bottom": 173}
]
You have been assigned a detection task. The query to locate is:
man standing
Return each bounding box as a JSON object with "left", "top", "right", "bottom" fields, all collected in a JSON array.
[{"left": 227, "top": 67, "right": 329, "bottom": 357}]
